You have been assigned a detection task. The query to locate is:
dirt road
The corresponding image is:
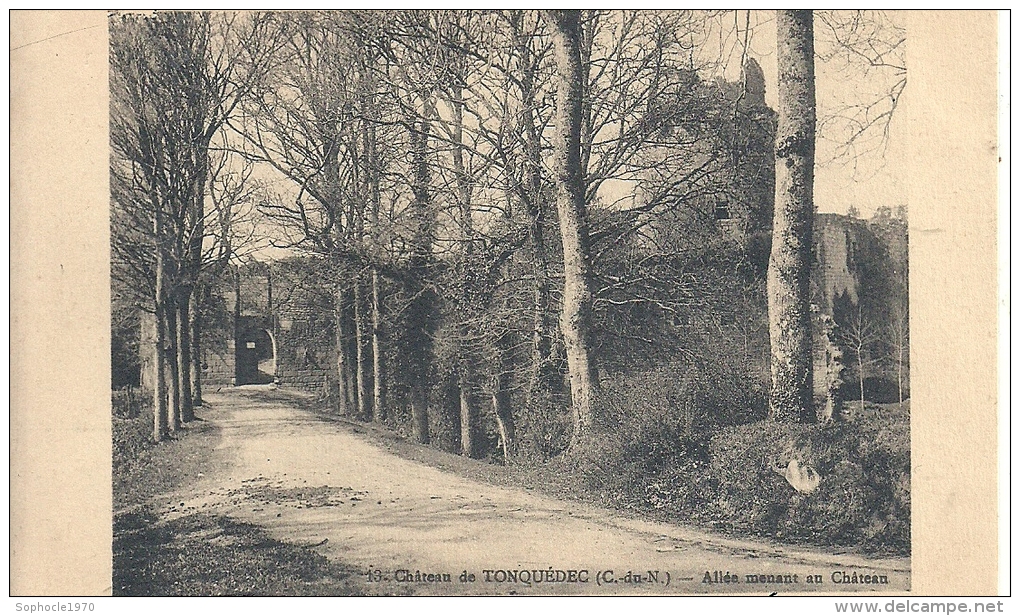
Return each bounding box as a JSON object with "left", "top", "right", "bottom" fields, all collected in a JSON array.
[{"left": 154, "top": 386, "right": 909, "bottom": 596}]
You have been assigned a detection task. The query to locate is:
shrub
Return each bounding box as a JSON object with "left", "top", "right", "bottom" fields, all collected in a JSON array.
[
  {"left": 707, "top": 405, "right": 909, "bottom": 553},
  {"left": 113, "top": 385, "right": 150, "bottom": 419},
  {"left": 566, "top": 361, "right": 754, "bottom": 510},
  {"left": 562, "top": 360, "right": 910, "bottom": 555},
  {"left": 113, "top": 412, "right": 155, "bottom": 471},
  {"left": 512, "top": 386, "right": 572, "bottom": 463},
  {"left": 113, "top": 386, "right": 156, "bottom": 470}
]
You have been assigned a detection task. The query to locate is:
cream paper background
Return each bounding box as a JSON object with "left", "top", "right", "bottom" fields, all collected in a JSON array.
[{"left": 8, "top": 10, "right": 1004, "bottom": 596}]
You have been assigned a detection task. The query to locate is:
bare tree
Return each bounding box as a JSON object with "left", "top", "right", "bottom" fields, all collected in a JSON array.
[
  {"left": 237, "top": 12, "right": 383, "bottom": 417},
  {"left": 111, "top": 12, "right": 214, "bottom": 439},
  {"left": 889, "top": 298, "right": 909, "bottom": 405},
  {"left": 545, "top": 9, "right": 601, "bottom": 447},
  {"left": 840, "top": 304, "right": 881, "bottom": 414},
  {"left": 815, "top": 10, "right": 906, "bottom": 164}
]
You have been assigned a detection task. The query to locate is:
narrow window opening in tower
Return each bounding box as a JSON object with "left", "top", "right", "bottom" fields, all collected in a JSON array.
[{"left": 715, "top": 198, "right": 731, "bottom": 220}]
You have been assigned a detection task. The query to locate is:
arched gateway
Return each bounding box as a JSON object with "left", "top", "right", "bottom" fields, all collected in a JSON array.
[{"left": 236, "top": 323, "right": 277, "bottom": 385}]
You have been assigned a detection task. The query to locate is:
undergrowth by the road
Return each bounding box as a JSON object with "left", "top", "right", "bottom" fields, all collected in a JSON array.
[
  {"left": 113, "top": 413, "right": 218, "bottom": 508},
  {"left": 114, "top": 508, "right": 370, "bottom": 596},
  {"left": 565, "top": 401, "right": 910, "bottom": 556}
]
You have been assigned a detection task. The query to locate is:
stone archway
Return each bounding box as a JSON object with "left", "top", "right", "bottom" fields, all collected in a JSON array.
[{"left": 236, "top": 326, "right": 277, "bottom": 385}]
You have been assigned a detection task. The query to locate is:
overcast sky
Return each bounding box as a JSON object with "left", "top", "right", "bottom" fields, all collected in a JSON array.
[
  {"left": 724, "top": 10, "right": 907, "bottom": 217},
  {"left": 595, "top": 10, "right": 906, "bottom": 218}
]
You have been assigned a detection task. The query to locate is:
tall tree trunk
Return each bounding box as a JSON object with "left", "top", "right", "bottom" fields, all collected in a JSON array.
[
  {"left": 512, "top": 12, "right": 554, "bottom": 401},
  {"left": 897, "top": 343, "right": 904, "bottom": 405},
  {"left": 459, "top": 372, "right": 476, "bottom": 458},
  {"left": 524, "top": 79, "right": 553, "bottom": 398},
  {"left": 492, "top": 391, "right": 514, "bottom": 463},
  {"left": 354, "top": 276, "right": 370, "bottom": 420},
  {"left": 187, "top": 136, "right": 208, "bottom": 411},
  {"left": 190, "top": 287, "right": 203, "bottom": 407},
  {"left": 768, "top": 9, "right": 816, "bottom": 423},
  {"left": 858, "top": 353, "right": 866, "bottom": 414},
  {"left": 344, "top": 294, "right": 358, "bottom": 412},
  {"left": 152, "top": 225, "right": 168, "bottom": 442},
  {"left": 366, "top": 116, "right": 387, "bottom": 423},
  {"left": 334, "top": 286, "right": 352, "bottom": 416},
  {"left": 371, "top": 268, "right": 386, "bottom": 421},
  {"left": 528, "top": 217, "right": 552, "bottom": 398},
  {"left": 895, "top": 303, "right": 907, "bottom": 405},
  {"left": 177, "top": 289, "right": 194, "bottom": 422},
  {"left": 407, "top": 114, "right": 435, "bottom": 445},
  {"left": 165, "top": 301, "right": 181, "bottom": 433},
  {"left": 232, "top": 266, "right": 241, "bottom": 386},
  {"left": 451, "top": 87, "right": 479, "bottom": 458},
  {"left": 546, "top": 9, "right": 600, "bottom": 448}
]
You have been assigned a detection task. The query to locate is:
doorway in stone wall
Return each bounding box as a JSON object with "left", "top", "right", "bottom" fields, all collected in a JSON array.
[{"left": 236, "top": 327, "right": 277, "bottom": 385}]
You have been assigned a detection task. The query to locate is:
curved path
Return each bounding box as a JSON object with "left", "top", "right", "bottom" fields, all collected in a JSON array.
[{"left": 159, "top": 386, "right": 910, "bottom": 596}]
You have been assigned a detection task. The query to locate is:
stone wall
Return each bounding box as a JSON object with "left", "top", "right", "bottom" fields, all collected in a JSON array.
[
  {"left": 200, "top": 275, "right": 238, "bottom": 387},
  {"left": 811, "top": 212, "right": 909, "bottom": 405},
  {"left": 272, "top": 259, "right": 337, "bottom": 394},
  {"left": 200, "top": 334, "right": 235, "bottom": 387},
  {"left": 138, "top": 295, "right": 236, "bottom": 391},
  {"left": 189, "top": 257, "right": 338, "bottom": 394},
  {"left": 812, "top": 214, "right": 860, "bottom": 315}
]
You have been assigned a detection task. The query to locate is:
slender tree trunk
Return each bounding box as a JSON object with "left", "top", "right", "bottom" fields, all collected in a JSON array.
[
  {"left": 365, "top": 142, "right": 385, "bottom": 422},
  {"left": 524, "top": 88, "right": 553, "bottom": 398},
  {"left": 858, "top": 353, "right": 866, "bottom": 413},
  {"left": 266, "top": 265, "right": 273, "bottom": 313},
  {"left": 451, "top": 87, "right": 480, "bottom": 458},
  {"left": 336, "top": 286, "right": 358, "bottom": 413},
  {"left": 187, "top": 137, "right": 208, "bottom": 411},
  {"left": 768, "top": 9, "right": 816, "bottom": 423},
  {"left": 232, "top": 266, "right": 241, "bottom": 386},
  {"left": 459, "top": 372, "right": 476, "bottom": 458},
  {"left": 344, "top": 295, "right": 358, "bottom": 413},
  {"left": 529, "top": 224, "right": 552, "bottom": 397},
  {"left": 335, "top": 286, "right": 351, "bottom": 416},
  {"left": 511, "top": 10, "right": 554, "bottom": 401},
  {"left": 492, "top": 390, "right": 514, "bottom": 463},
  {"left": 190, "top": 288, "right": 203, "bottom": 407},
  {"left": 165, "top": 301, "right": 181, "bottom": 433},
  {"left": 547, "top": 9, "right": 600, "bottom": 448},
  {"left": 177, "top": 289, "right": 194, "bottom": 422},
  {"left": 895, "top": 305, "right": 907, "bottom": 405},
  {"left": 371, "top": 268, "right": 386, "bottom": 421},
  {"left": 354, "top": 276, "right": 370, "bottom": 420},
  {"left": 153, "top": 234, "right": 168, "bottom": 443},
  {"left": 897, "top": 343, "right": 904, "bottom": 405},
  {"left": 361, "top": 55, "right": 386, "bottom": 423}
]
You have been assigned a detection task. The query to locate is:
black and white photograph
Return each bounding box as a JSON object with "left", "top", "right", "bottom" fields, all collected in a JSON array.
[{"left": 8, "top": 9, "right": 1005, "bottom": 601}]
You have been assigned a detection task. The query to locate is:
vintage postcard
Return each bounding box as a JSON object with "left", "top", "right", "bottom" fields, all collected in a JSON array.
[{"left": 10, "top": 10, "right": 1004, "bottom": 599}]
